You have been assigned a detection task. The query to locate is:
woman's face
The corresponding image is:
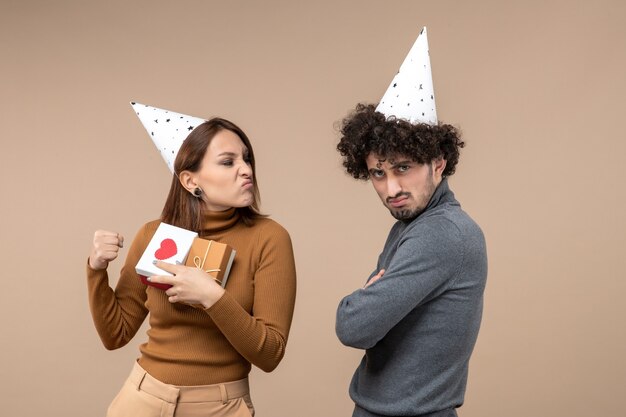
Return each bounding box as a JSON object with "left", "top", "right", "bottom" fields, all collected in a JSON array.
[{"left": 194, "top": 129, "right": 254, "bottom": 211}]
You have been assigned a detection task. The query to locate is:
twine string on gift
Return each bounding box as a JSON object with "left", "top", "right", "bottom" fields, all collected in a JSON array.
[{"left": 193, "top": 240, "right": 222, "bottom": 285}]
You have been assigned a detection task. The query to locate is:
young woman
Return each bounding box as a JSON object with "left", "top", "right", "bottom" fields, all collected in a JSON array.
[{"left": 87, "top": 118, "right": 296, "bottom": 417}]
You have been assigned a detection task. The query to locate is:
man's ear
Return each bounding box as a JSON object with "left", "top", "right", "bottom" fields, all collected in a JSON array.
[
  {"left": 178, "top": 170, "right": 198, "bottom": 193},
  {"left": 432, "top": 157, "right": 447, "bottom": 179}
]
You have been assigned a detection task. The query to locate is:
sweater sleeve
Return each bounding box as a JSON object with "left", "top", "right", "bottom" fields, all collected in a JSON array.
[
  {"left": 336, "top": 218, "right": 464, "bottom": 350},
  {"left": 204, "top": 222, "right": 297, "bottom": 372},
  {"left": 86, "top": 224, "right": 151, "bottom": 350}
]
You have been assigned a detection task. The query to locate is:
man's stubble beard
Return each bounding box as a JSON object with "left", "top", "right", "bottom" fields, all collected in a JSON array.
[
  {"left": 388, "top": 171, "right": 437, "bottom": 222},
  {"left": 390, "top": 206, "right": 422, "bottom": 221}
]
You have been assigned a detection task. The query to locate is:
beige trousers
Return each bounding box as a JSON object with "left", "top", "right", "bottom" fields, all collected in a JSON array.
[{"left": 106, "top": 362, "right": 254, "bottom": 417}]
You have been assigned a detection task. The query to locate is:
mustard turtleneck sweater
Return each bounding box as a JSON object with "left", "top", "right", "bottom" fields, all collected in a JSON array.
[{"left": 87, "top": 209, "right": 297, "bottom": 386}]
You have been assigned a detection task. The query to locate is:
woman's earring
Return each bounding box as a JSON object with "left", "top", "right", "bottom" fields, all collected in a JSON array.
[{"left": 193, "top": 187, "right": 203, "bottom": 197}]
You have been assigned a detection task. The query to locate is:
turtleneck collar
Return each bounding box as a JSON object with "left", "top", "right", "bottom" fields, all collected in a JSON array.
[
  {"left": 401, "top": 178, "right": 455, "bottom": 224},
  {"left": 424, "top": 177, "right": 452, "bottom": 212},
  {"left": 201, "top": 207, "right": 241, "bottom": 234}
]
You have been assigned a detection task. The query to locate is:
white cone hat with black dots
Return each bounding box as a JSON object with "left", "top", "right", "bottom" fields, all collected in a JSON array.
[
  {"left": 130, "top": 102, "right": 206, "bottom": 173},
  {"left": 376, "top": 27, "right": 437, "bottom": 125}
]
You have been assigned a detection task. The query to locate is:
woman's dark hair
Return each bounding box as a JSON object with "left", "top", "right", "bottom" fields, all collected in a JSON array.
[
  {"left": 161, "top": 118, "right": 264, "bottom": 231},
  {"left": 337, "top": 103, "right": 465, "bottom": 180}
]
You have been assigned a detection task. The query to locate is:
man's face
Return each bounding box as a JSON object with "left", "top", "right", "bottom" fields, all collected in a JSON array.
[{"left": 366, "top": 153, "right": 446, "bottom": 221}]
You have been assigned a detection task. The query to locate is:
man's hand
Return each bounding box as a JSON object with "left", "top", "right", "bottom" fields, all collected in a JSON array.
[
  {"left": 364, "top": 269, "right": 385, "bottom": 288},
  {"left": 149, "top": 260, "right": 225, "bottom": 309}
]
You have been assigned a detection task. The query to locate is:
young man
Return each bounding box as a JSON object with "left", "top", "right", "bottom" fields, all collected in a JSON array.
[{"left": 335, "top": 29, "right": 487, "bottom": 417}]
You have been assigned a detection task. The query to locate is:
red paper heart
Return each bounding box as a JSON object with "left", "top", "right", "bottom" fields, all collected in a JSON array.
[{"left": 154, "top": 238, "right": 177, "bottom": 260}]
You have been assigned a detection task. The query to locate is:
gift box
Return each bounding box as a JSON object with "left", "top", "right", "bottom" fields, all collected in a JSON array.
[
  {"left": 185, "top": 237, "right": 236, "bottom": 288},
  {"left": 136, "top": 222, "right": 198, "bottom": 290}
]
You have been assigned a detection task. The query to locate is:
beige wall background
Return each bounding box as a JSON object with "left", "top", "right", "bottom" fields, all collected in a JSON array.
[{"left": 1, "top": 0, "right": 625, "bottom": 416}]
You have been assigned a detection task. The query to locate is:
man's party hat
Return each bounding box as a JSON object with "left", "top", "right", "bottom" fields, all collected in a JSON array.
[{"left": 376, "top": 27, "right": 437, "bottom": 125}]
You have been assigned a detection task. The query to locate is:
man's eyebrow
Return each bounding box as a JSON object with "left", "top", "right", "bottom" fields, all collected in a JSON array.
[{"left": 389, "top": 160, "right": 413, "bottom": 168}]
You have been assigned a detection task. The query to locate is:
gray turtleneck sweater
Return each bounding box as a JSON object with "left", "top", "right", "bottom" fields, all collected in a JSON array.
[{"left": 336, "top": 179, "right": 487, "bottom": 417}]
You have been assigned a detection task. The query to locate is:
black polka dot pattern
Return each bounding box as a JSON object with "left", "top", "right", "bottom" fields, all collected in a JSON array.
[
  {"left": 376, "top": 27, "right": 438, "bottom": 125},
  {"left": 130, "top": 102, "right": 206, "bottom": 173}
]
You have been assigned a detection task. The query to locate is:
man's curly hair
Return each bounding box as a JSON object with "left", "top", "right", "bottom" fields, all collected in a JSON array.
[{"left": 337, "top": 103, "right": 465, "bottom": 180}]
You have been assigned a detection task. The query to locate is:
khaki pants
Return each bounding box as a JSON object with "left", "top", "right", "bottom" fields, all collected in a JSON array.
[{"left": 106, "top": 362, "right": 254, "bottom": 417}]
